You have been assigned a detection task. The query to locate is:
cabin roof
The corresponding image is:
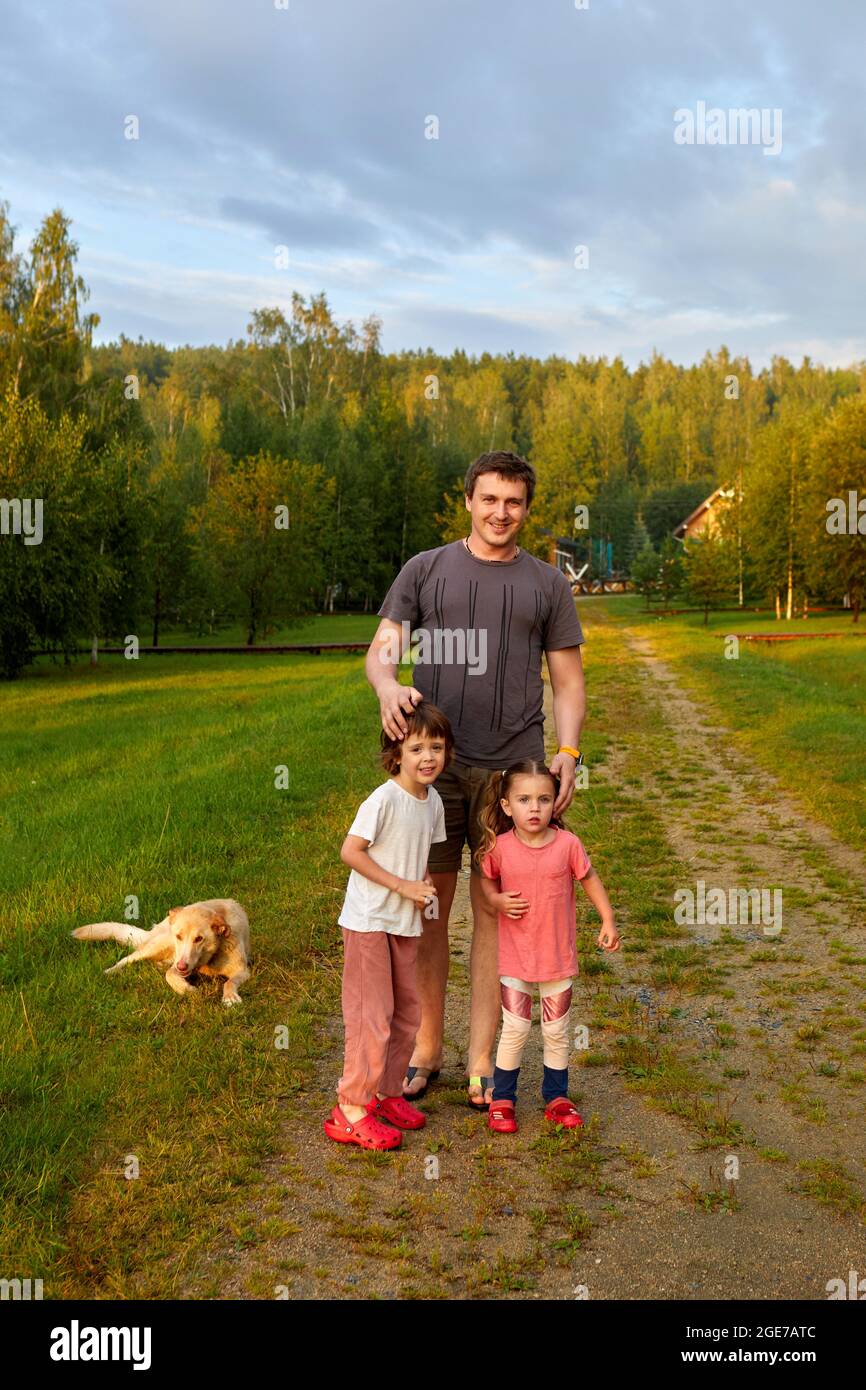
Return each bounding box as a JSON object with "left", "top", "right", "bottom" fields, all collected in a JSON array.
[{"left": 672, "top": 484, "right": 734, "bottom": 539}]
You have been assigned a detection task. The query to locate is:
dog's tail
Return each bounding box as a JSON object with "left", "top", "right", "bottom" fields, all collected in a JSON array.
[{"left": 72, "top": 922, "right": 151, "bottom": 946}]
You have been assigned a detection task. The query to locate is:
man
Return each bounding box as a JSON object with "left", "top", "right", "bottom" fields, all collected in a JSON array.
[{"left": 365, "top": 450, "right": 585, "bottom": 1110}]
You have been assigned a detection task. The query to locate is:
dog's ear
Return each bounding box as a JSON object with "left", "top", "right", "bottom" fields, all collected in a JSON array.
[
  {"left": 168, "top": 907, "right": 182, "bottom": 923},
  {"left": 210, "top": 912, "right": 230, "bottom": 937}
]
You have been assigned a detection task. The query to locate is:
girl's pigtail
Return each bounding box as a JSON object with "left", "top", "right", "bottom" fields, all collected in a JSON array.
[{"left": 473, "top": 770, "right": 508, "bottom": 871}]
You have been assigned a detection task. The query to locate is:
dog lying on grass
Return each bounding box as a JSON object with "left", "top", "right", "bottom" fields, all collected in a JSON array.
[{"left": 72, "top": 898, "right": 251, "bottom": 1005}]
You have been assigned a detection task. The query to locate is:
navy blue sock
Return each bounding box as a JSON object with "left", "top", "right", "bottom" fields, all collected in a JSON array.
[
  {"left": 542, "top": 1065, "right": 569, "bottom": 1104},
  {"left": 492, "top": 1065, "right": 520, "bottom": 1104}
]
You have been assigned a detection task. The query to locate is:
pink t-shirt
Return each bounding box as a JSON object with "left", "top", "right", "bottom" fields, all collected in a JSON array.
[{"left": 480, "top": 827, "right": 592, "bottom": 982}]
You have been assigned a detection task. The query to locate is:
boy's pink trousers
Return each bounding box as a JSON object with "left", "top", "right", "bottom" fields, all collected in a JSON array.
[{"left": 338, "top": 928, "right": 420, "bottom": 1107}]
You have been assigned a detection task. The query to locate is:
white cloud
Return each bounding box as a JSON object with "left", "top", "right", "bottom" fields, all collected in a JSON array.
[{"left": 3, "top": 0, "right": 864, "bottom": 364}]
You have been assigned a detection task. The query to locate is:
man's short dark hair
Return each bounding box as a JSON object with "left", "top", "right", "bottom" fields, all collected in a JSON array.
[{"left": 464, "top": 451, "right": 536, "bottom": 509}]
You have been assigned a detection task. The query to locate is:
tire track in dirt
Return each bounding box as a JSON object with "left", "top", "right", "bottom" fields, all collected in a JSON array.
[
  {"left": 586, "top": 614, "right": 866, "bottom": 1291},
  {"left": 620, "top": 624, "right": 866, "bottom": 1179}
]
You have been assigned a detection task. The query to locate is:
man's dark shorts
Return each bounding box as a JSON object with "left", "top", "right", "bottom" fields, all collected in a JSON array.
[{"left": 427, "top": 761, "right": 503, "bottom": 875}]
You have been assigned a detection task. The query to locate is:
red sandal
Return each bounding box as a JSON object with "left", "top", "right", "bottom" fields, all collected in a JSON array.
[
  {"left": 323, "top": 1105, "right": 401, "bottom": 1150},
  {"left": 488, "top": 1100, "right": 518, "bottom": 1134},
  {"left": 366, "top": 1095, "right": 427, "bottom": 1130},
  {"left": 544, "top": 1097, "right": 583, "bottom": 1128}
]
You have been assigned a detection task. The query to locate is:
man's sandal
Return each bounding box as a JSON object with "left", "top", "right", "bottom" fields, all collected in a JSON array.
[
  {"left": 544, "top": 1097, "right": 583, "bottom": 1129},
  {"left": 467, "top": 1075, "right": 494, "bottom": 1112},
  {"left": 367, "top": 1095, "right": 427, "bottom": 1129},
  {"left": 402, "top": 1065, "right": 440, "bottom": 1100},
  {"left": 323, "top": 1105, "right": 401, "bottom": 1150},
  {"left": 488, "top": 1100, "right": 518, "bottom": 1134}
]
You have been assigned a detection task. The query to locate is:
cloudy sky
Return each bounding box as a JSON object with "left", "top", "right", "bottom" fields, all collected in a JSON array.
[{"left": 1, "top": 0, "right": 863, "bottom": 367}]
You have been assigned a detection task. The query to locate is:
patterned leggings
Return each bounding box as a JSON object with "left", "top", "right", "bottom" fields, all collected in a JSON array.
[{"left": 496, "top": 976, "right": 573, "bottom": 1071}]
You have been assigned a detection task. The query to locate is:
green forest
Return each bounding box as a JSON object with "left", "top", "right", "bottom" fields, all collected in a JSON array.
[{"left": 1, "top": 198, "right": 865, "bottom": 677}]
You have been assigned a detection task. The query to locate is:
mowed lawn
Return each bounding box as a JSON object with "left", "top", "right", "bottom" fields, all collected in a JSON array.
[
  {"left": 595, "top": 597, "right": 866, "bottom": 855},
  {"left": 1, "top": 621, "right": 382, "bottom": 1297},
  {"left": 3, "top": 601, "right": 865, "bottom": 1298},
  {"left": 120, "top": 614, "right": 377, "bottom": 646}
]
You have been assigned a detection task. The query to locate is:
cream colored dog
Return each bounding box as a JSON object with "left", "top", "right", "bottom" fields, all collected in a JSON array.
[{"left": 72, "top": 898, "right": 251, "bottom": 1005}]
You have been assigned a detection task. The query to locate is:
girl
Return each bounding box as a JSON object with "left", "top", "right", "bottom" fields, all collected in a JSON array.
[
  {"left": 324, "top": 701, "right": 454, "bottom": 1151},
  {"left": 475, "top": 759, "right": 620, "bottom": 1134}
]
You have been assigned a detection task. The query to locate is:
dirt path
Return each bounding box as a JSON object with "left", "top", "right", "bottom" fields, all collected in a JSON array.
[
  {"left": 614, "top": 628, "right": 866, "bottom": 1246},
  {"left": 194, "top": 613, "right": 866, "bottom": 1300}
]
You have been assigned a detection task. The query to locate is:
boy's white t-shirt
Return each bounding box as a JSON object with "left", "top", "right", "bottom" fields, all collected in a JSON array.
[{"left": 338, "top": 778, "right": 447, "bottom": 937}]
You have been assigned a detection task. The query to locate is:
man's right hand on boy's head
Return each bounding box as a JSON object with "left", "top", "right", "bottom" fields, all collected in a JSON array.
[{"left": 380, "top": 681, "right": 424, "bottom": 740}]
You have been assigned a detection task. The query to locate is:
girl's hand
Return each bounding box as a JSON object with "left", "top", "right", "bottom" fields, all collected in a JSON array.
[
  {"left": 494, "top": 890, "right": 530, "bottom": 919},
  {"left": 597, "top": 921, "right": 620, "bottom": 952},
  {"left": 399, "top": 878, "right": 439, "bottom": 909}
]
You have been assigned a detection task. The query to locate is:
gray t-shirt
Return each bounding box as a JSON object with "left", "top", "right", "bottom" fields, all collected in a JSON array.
[{"left": 377, "top": 540, "right": 584, "bottom": 768}]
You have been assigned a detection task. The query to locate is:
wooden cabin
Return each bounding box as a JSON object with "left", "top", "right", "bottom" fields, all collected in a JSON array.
[{"left": 673, "top": 485, "right": 735, "bottom": 542}]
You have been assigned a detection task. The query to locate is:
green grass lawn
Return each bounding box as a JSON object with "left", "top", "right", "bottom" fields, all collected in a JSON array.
[
  {"left": 593, "top": 595, "right": 866, "bottom": 853},
  {"left": 87, "top": 613, "right": 380, "bottom": 648},
  {"left": 1, "top": 647, "right": 387, "bottom": 1296},
  {"left": 3, "top": 595, "right": 864, "bottom": 1298}
]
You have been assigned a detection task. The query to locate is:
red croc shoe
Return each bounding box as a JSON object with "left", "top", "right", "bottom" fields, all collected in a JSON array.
[
  {"left": 544, "top": 1097, "right": 583, "bottom": 1128},
  {"left": 488, "top": 1100, "right": 518, "bottom": 1134},
  {"left": 323, "top": 1106, "right": 401, "bottom": 1150},
  {"left": 367, "top": 1095, "right": 427, "bottom": 1130}
]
